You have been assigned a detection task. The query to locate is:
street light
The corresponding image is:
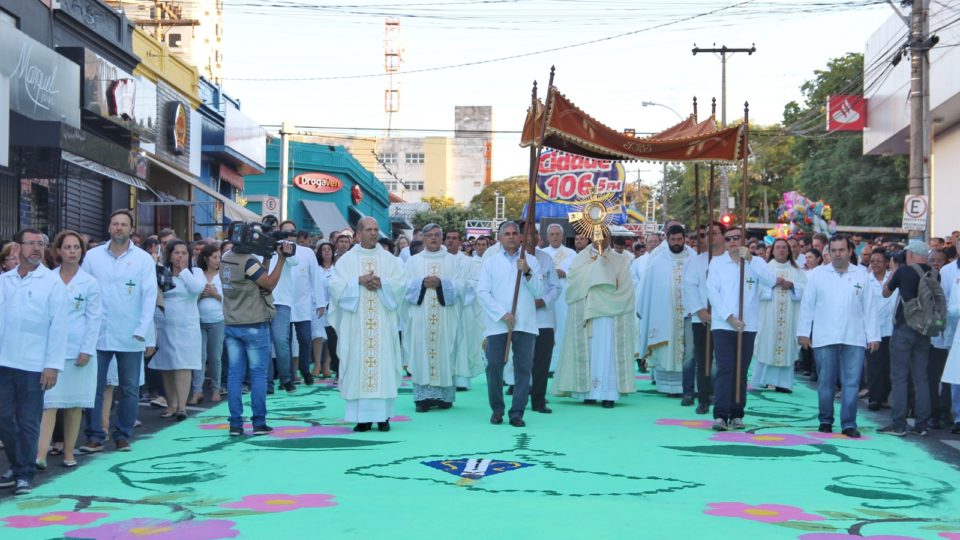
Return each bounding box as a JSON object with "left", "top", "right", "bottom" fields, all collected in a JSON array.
[{"left": 641, "top": 101, "right": 683, "bottom": 222}]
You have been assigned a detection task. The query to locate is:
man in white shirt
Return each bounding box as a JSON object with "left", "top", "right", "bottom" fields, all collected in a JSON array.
[
  {"left": 0, "top": 228, "right": 68, "bottom": 495},
  {"left": 798, "top": 235, "right": 879, "bottom": 439},
  {"left": 682, "top": 221, "right": 726, "bottom": 415},
  {"left": 866, "top": 249, "right": 897, "bottom": 411},
  {"left": 529, "top": 229, "right": 561, "bottom": 414},
  {"left": 477, "top": 221, "right": 542, "bottom": 427},
  {"left": 706, "top": 225, "right": 777, "bottom": 431},
  {"left": 79, "top": 210, "right": 158, "bottom": 454}
]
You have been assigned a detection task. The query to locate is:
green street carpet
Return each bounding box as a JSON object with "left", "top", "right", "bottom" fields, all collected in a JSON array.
[{"left": 2, "top": 374, "right": 960, "bottom": 539}]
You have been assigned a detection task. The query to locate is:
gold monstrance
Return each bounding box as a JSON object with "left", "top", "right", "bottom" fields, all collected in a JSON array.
[{"left": 566, "top": 189, "right": 620, "bottom": 255}]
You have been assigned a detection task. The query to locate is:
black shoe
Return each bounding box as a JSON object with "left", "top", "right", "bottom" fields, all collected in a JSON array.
[
  {"left": 283, "top": 381, "right": 296, "bottom": 394},
  {"left": 302, "top": 373, "right": 315, "bottom": 386},
  {"left": 0, "top": 470, "right": 14, "bottom": 488},
  {"left": 266, "top": 384, "right": 275, "bottom": 395},
  {"left": 509, "top": 417, "right": 526, "bottom": 428},
  {"left": 680, "top": 396, "right": 695, "bottom": 406},
  {"left": 532, "top": 406, "right": 552, "bottom": 414},
  {"left": 456, "top": 387, "right": 468, "bottom": 391},
  {"left": 229, "top": 426, "right": 244, "bottom": 437},
  {"left": 952, "top": 423, "right": 960, "bottom": 434},
  {"left": 695, "top": 403, "right": 710, "bottom": 415},
  {"left": 505, "top": 385, "right": 513, "bottom": 395},
  {"left": 242, "top": 383, "right": 251, "bottom": 394},
  {"left": 175, "top": 412, "right": 187, "bottom": 422},
  {"left": 867, "top": 401, "right": 881, "bottom": 411},
  {"left": 490, "top": 413, "right": 503, "bottom": 425},
  {"left": 415, "top": 402, "right": 430, "bottom": 413},
  {"left": 583, "top": 399, "right": 597, "bottom": 404},
  {"left": 774, "top": 387, "right": 793, "bottom": 394},
  {"left": 911, "top": 425, "right": 929, "bottom": 437},
  {"left": 818, "top": 424, "right": 832, "bottom": 433},
  {"left": 878, "top": 425, "right": 907, "bottom": 437},
  {"left": 252, "top": 424, "right": 274, "bottom": 436},
  {"left": 601, "top": 400, "right": 615, "bottom": 409},
  {"left": 929, "top": 419, "right": 943, "bottom": 430},
  {"left": 13, "top": 480, "right": 32, "bottom": 496},
  {"left": 437, "top": 402, "right": 453, "bottom": 410},
  {"left": 377, "top": 421, "right": 391, "bottom": 432},
  {"left": 841, "top": 427, "right": 861, "bottom": 439},
  {"left": 353, "top": 423, "right": 372, "bottom": 432}
]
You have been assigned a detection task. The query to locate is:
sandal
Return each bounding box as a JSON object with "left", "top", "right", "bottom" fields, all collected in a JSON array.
[
  {"left": 176, "top": 411, "right": 187, "bottom": 422},
  {"left": 159, "top": 411, "right": 176, "bottom": 419},
  {"left": 48, "top": 447, "right": 63, "bottom": 457}
]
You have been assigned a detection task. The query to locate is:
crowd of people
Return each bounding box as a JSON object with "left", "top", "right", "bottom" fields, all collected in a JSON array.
[{"left": 1, "top": 211, "right": 959, "bottom": 497}]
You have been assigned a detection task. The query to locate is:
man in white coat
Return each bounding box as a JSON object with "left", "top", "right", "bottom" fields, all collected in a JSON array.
[
  {"left": 329, "top": 218, "right": 406, "bottom": 433},
  {"left": 403, "top": 224, "right": 463, "bottom": 412},
  {"left": 541, "top": 224, "right": 576, "bottom": 372}
]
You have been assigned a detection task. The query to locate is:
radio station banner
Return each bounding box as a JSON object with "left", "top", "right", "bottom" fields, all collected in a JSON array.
[{"left": 531, "top": 149, "right": 627, "bottom": 224}]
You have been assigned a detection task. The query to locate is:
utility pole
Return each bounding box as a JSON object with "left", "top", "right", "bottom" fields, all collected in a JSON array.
[
  {"left": 280, "top": 122, "right": 293, "bottom": 222},
  {"left": 692, "top": 43, "right": 756, "bottom": 213},
  {"left": 908, "top": 0, "right": 933, "bottom": 240}
]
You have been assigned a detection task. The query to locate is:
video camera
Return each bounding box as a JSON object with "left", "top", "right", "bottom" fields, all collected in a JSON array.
[{"left": 228, "top": 215, "right": 297, "bottom": 258}]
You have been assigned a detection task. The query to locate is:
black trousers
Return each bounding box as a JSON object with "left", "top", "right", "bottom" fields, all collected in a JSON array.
[
  {"left": 692, "top": 322, "right": 714, "bottom": 406},
  {"left": 929, "top": 347, "right": 951, "bottom": 423},
  {"left": 325, "top": 326, "right": 340, "bottom": 374},
  {"left": 866, "top": 336, "right": 891, "bottom": 405},
  {"left": 531, "top": 328, "right": 555, "bottom": 409}
]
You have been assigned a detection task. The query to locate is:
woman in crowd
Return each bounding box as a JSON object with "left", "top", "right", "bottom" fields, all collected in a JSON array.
[
  {"left": 151, "top": 240, "right": 205, "bottom": 421},
  {"left": 36, "top": 231, "right": 102, "bottom": 468},
  {"left": 193, "top": 244, "right": 225, "bottom": 404},
  {"left": 141, "top": 237, "right": 167, "bottom": 410},
  {"left": 314, "top": 241, "right": 338, "bottom": 378},
  {"left": 394, "top": 235, "right": 409, "bottom": 257},
  {"left": 804, "top": 248, "right": 823, "bottom": 270},
  {"left": 1, "top": 241, "right": 19, "bottom": 273}
]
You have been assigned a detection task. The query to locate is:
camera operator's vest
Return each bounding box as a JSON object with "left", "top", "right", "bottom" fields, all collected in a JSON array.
[{"left": 220, "top": 251, "right": 276, "bottom": 325}]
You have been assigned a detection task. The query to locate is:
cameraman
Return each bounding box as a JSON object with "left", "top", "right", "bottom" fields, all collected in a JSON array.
[{"left": 220, "top": 223, "right": 293, "bottom": 436}]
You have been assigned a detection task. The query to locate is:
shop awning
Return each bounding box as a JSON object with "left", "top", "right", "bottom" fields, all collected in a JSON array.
[
  {"left": 62, "top": 151, "right": 147, "bottom": 190},
  {"left": 224, "top": 200, "right": 260, "bottom": 223},
  {"left": 302, "top": 200, "right": 351, "bottom": 236},
  {"left": 146, "top": 155, "right": 260, "bottom": 223}
]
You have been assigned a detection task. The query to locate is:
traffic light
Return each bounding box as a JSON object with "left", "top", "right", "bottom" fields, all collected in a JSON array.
[{"left": 720, "top": 213, "right": 733, "bottom": 227}]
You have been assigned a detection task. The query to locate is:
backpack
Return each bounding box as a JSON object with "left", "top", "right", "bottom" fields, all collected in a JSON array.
[{"left": 901, "top": 264, "right": 947, "bottom": 337}]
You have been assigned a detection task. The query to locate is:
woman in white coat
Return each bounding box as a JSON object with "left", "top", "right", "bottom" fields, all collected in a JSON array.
[
  {"left": 35, "top": 231, "right": 102, "bottom": 468},
  {"left": 151, "top": 240, "right": 205, "bottom": 421}
]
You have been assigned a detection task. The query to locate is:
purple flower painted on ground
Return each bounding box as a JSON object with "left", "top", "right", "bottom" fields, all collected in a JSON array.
[
  {"left": 806, "top": 431, "right": 872, "bottom": 441},
  {"left": 655, "top": 418, "right": 714, "bottom": 430},
  {"left": 938, "top": 533, "right": 960, "bottom": 540},
  {"left": 198, "top": 423, "right": 252, "bottom": 431},
  {"left": 2, "top": 512, "right": 108, "bottom": 528},
  {"left": 220, "top": 494, "right": 337, "bottom": 513},
  {"left": 64, "top": 518, "right": 238, "bottom": 539},
  {"left": 705, "top": 502, "right": 824, "bottom": 523},
  {"left": 798, "top": 534, "right": 921, "bottom": 540},
  {"left": 391, "top": 416, "right": 411, "bottom": 422},
  {"left": 268, "top": 426, "right": 353, "bottom": 439},
  {"left": 710, "top": 432, "right": 824, "bottom": 447}
]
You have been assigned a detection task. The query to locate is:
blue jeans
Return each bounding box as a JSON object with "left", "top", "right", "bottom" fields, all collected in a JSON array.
[
  {"left": 485, "top": 331, "right": 536, "bottom": 420},
  {"left": 814, "top": 344, "right": 865, "bottom": 430},
  {"left": 711, "top": 330, "right": 756, "bottom": 421},
  {"left": 268, "top": 305, "right": 293, "bottom": 385},
  {"left": 889, "top": 324, "right": 931, "bottom": 431},
  {"left": 195, "top": 321, "right": 225, "bottom": 393},
  {"left": 87, "top": 350, "right": 143, "bottom": 443},
  {"left": 0, "top": 367, "right": 44, "bottom": 481},
  {"left": 225, "top": 323, "right": 271, "bottom": 429}
]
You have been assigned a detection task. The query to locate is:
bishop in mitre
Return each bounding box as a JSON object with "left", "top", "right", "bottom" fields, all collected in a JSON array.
[
  {"left": 751, "top": 238, "right": 805, "bottom": 392},
  {"left": 541, "top": 223, "right": 577, "bottom": 372},
  {"left": 553, "top": 234, "right": 636, "bottom": 408},
  {"left": 329, "top": 217, "right": 406, "bottom": 432},
  {"left": 403, "top": 224, "right": 464, "bottom": 412},
  {"left": 637, "top": 224, "right": 694, "bottom": 399}
]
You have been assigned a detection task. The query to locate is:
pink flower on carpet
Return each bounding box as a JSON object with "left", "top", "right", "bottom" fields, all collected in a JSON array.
[
  {"left": 798, "top": 534, "right": 921, "bottom": 540},
  {"left": 268, "top": 426, "right": 353, "bottom": 439},
  {"left": 198, "top": 423, "right": 252, "bottom": 431},
  {"left": 806, "top": 431, "right": 872, "bottom": 441},
  {"left": 705, "top": 502, "right": 824, "bottom": 523},
  {"left": 220, "top": 494, "right": 336, "bottom": 513},
  {"left": 2, "top": 512, "right": 108, "bottom": 528},
  {"left": 64, "top": 518, "right": 238, "bottom": 539},
  {"left": 655, "top": 418, "right": 714, "bottom": 430},
  {"left": 938, "top": 533, "right": 960, "bottom": 540},
  {"left": 391, "top": 416, "right": 412, "bottom": 422},
  {"left": 710, "top": 432, "right": 823, "bottom": 447}
]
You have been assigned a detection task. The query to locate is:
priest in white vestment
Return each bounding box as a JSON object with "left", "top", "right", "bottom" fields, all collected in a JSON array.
[
  {"left": 541, "top": 223, "right": 576, "bottom": 372},
  {"left": 403, "top": 224, "right": 464, "bottom": 412},
  {"left": 328, "top": 218, "right": 406, "bottom": 432},
  {"left": 447, "top": 233, "right": 486, "bottom": 390},
  {"left": 751, "top": 239, "right": 806, "bottom": 391},
  {"left": 636, "top": 225, "right": 693, "bottom": 398},
  {"left": 553, "top": 236, "right": 636, "bottom": 408}
]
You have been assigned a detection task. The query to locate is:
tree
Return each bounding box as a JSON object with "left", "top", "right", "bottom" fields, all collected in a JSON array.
[
  {"left": 411, "top": 206, "right": 473, "bottom": 236},
  {"left": 468, "top": 176, "right": 529, "bottom": 220},
  {"left": 421, "top": 195, "right": 458, "bottom": 210}
]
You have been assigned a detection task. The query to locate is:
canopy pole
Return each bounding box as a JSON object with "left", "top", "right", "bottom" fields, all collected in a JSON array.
[{"left": 735, "top": 102, "right": 750, "bottom": 406}]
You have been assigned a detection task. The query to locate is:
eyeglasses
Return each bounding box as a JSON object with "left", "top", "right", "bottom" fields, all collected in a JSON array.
[
  {"left": 724, "top": 235, "right": 742, "bottom": 242},
  {"left": 20, "top": 241, "right": 47, "bottom": 248}
]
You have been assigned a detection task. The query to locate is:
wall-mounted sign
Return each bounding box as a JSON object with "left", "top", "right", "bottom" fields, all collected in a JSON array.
[
  {"left": 262, "top": 196, "right": 280, "bottom": 218},
  {"left": 827, "top": 95, "right": 867, "bottom": 132},
  {"left": 168, "top": 102, "right": 188, "bottom": 155},
  {"left": 0, "top": 28, "right": 80, "bottom": 128},
  {"left": 293, "top": 172, "right": 343, "bottom": 194},
  {"left": 352, "top": 185, "right": 363, "bottom": 204}
]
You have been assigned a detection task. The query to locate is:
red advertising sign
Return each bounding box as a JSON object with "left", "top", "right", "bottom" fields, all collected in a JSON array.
[
  {"left": 293, "top": 172, "right": 344, "bottom": 194},
  {"left": 827, "top": 95, "right": 867, "bottom": 131}
]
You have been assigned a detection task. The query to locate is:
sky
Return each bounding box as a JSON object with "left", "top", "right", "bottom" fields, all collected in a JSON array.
[{"left": 218, "top": 0, "right": 899, "bottom": 188}]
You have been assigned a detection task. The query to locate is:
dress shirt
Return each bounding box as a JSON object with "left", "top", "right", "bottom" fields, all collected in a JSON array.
[
  {"left": 798, "top": 263, "right": 880, "bottom": 347},
  {"left": 0, "top": 265, "right": 68, "bottom": 372},
  {"left": 867, "top": 270, "right": 897, "bottom": 338},
  {"left": 682, "top": 252, "right": 712, "bottom": 323},
  {"left": 534, "top": 248, "right": 561, "bottom": 329},
  {"left": 476, "top": 247, "right": 542, "bottom": 337},
  {"left": 268, "top": 249, "right": 302, "bottom": 311},
  {"left": 706, "top": 252, "right": 776, "bottom": 332},
  {"left": 82, "top": 241, "right": 158, "bottom": 351}
]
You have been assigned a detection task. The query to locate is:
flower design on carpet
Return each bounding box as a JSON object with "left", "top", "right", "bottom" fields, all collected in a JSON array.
[
  {"left": 655, "top": 418, "right": 714, "bottom": 430},
  {"left": 705, "top": 502, "right": 825, "bottom": 523},
  {"left": 939, "top": 533, "right": 960, "bottom": 540},
  {"left": 798, "top": 534, "right": 922, "bottom": 540},
  {"left": 220, "top": 494, "right": 337, "bottom": 513},
  {"left": 422, "top": 458, "right": 533, "bottom": 480},
  {"left": 2, "top": 511, "right": 108, "bottom": 528},
  {"left": 64, "top": 518, "right": 239, "bottom": 539},
  {"left": 268, "top": 426, "right": 354, "bottom": 439},
  {"left": 709, "top": 432, "right": 823, "bottom": 447},
  {"left": 198, "top": 423, "right": 252, "bottom": 431}
]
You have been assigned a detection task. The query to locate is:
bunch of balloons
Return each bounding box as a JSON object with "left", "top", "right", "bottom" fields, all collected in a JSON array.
[{"left": 764, "top": 191, "right": 837, "bottom": 245}]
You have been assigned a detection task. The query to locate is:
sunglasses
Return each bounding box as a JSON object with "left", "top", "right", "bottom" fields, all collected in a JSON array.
[{"left": 724, "top": 235, "right": 742, "bottom": 242}]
